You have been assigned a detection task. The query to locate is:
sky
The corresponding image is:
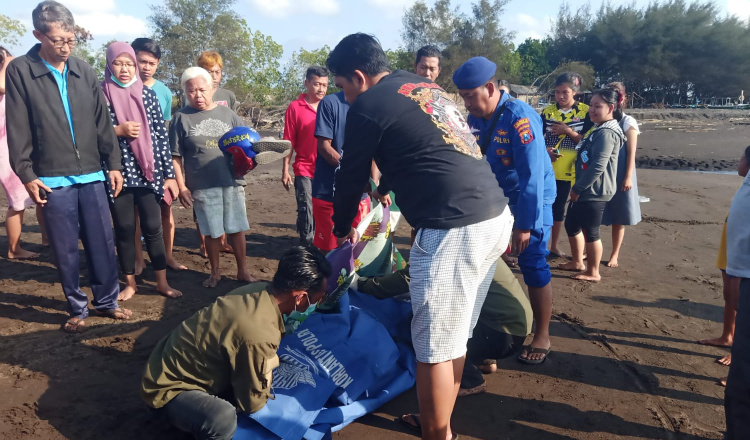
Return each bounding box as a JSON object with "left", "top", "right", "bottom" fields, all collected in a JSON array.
[{"left": 2, "top": 0, "right": 750, "bottom": 61}]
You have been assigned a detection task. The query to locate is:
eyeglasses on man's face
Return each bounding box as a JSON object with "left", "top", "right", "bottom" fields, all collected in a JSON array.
[{"left": 42, "top": 33, "right": 79, "bottom": 49}]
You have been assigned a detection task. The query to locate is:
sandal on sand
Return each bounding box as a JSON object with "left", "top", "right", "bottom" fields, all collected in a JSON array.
[
  {"left": 399, "top": 414, "right": 422, "bottom": 434},
  {"left": 397, "top": 414, "right": 459, "bottom": 439},
  {"left": 458, "top": 381, "right": 487, "bottom": 397},
  {"left": 518, "top": 346, "right": 550, "bottom": 365},
  {"left": 93, "top": 307, "right": 132, "bottom": 320},
  {"left": 63, "top": 317, "right": 86, "bottom": 333}
]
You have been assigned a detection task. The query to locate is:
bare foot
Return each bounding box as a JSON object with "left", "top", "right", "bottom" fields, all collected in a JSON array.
[
  {"left": 134, "top": 260, "right": 146, "bottom": 276},
  {"left": 118, "top": 285, "right": 137, "bottom": 301},
  {"left": 198, "top": 246, "right": 207, "bottom": 259},
  {"left": 221, "top": 244, "right": 234, "bottom": 254},
  {"left": 572, "top": 273, "right": 601, "bottom": 282},
  {"left": 699, "top": 337, "right": 732, "bottom": 348},
  {"left": 557, "top": 261, "right": 586, "bottom": 271},
  {"left": 94, "top": 307, "right": 133, "bottom": 319},
  {"left": 203, "top": 275, "right": 221, "bottom": 288},
  {"left": 548, "top": 249, "right": 567, "bottom": 259},
  {"left": 63, "top": 317, "right": 86, "bottom": 333},
  {"left": 158, "top": 285, "right": 183, "bottom": 299},
  {"left": 606, "top": 258, "right": 619, "bottom": 268},
  {"left": 478, "top": 359, "right": 497, "bottom": 374},
  {"left": 717, "top": 354, "right": 732, "bottom": 366},
  {"left": 7, "top": 248, "right": 40, "bottom": 260},
  {"left": 719, "top": 377, "right": 728, "bottom": 387},
  {"left": 166, "top": 258, "right": 188, "bottom": 271},
  {"left": 238, "top": 271, "right": 258, "bottom": 283}
]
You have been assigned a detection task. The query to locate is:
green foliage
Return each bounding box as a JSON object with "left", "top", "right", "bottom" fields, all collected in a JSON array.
[
  {"left": 71, "top": 26, "right": 109, "bottom": 81},
  {"left": 385, "top": 49, "right": 413, "bottom": 71},
  {"left": 401, "top": 0, "right": 462, "bottom": 53},
  {"left": 0, "top": 14, "right": 26, "bottom": 49},
  {"left": 537, "top": 61, "right": 595, "bottom": 95},
  {"left": 149, "top": 0, "right": 283, "bottom": 106},
  {"left": 400, "top": 0, "right": 515, "bottom": 92},
  {"left": 547, "top": 0, "right": 750, "bottom": 105},
  {"left": 278, "top": 46, "right": 331, "bottom": 103},
  {"left": 517, "top": 38, "right": 551, "bottom": 85}
]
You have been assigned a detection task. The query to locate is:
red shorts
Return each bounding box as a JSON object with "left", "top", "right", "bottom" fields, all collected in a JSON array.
[{"left": 312, "top": 197, "right": 371, "bottom": 252}]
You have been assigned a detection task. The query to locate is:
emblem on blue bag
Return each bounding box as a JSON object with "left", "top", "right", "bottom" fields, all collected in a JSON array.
[{"left": 275, "top": 347, "right": 318, "bottom": 389}]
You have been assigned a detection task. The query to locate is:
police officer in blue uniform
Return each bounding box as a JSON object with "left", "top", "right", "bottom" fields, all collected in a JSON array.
[{"left": 454, "top": 57, "right": 557, "bottom": 364}]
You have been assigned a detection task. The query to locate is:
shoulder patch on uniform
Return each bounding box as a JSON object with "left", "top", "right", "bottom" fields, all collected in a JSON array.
[
  {"left": 513, "top": 118, "right": 530, "bottom": 130},
  {"left": 519, "top": 129, "right": 534, "bottom": 145}
]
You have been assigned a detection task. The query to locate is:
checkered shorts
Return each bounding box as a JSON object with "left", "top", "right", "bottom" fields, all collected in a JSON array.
[{"left": 409, "top": 206, "right": 513, "bottom": 363}]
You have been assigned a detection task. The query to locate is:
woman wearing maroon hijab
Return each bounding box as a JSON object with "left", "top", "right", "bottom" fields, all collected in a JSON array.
[{"left": 101, "top": 42, "right": 181, "bottom": 301}]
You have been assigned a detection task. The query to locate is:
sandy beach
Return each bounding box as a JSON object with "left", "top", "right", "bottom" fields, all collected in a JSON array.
[{"left": 0, "top": 113, "right": 747, "bottom": 439}]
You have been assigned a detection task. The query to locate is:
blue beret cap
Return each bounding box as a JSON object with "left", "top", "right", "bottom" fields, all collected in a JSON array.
[{"left": 452, "top": 57, "right": 497, "bottom": 90}]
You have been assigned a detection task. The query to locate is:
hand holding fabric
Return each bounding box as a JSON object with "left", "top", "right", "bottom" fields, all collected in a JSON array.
[{"left": 336, "top": 227, "right": 360, "bottom": 246}]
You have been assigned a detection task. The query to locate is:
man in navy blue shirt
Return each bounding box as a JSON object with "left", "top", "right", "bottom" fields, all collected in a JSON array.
[
  {"left": 454, "top": 57, "right": 556, "bottom": 365},
  {"left": 311, "top": 91, "right": 371, "bottom": 252}
]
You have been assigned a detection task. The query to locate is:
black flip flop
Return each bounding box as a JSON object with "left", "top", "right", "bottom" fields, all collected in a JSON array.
[
  {"left": 398, "top": 414, "right": 459, "bottom": 439},
  {"left": 518, "top": 346, "right": 551, "bottom": 365},
  {"left": 398, "top": 414, "right": 422, "bottom": 434}
]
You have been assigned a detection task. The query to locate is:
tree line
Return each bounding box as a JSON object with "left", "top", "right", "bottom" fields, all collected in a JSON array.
[{"left": 2, "top": 0, "right": 749, "bottom": 109}]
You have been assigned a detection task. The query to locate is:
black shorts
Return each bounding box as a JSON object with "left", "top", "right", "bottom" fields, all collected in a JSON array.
[
  {"left": 564, "top": 200, "right": 607, "bottom": 242},
  {"left": 552, "top": 180, "right": 572, "bottom": 222}
]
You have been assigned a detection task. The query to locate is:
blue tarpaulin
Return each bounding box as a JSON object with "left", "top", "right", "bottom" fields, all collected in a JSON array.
[{"left": 234, "top": 291, "right": 415, "bottom": 440}]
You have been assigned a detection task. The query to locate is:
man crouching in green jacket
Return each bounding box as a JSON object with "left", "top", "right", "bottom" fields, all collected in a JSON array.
[{"left": 141, "top": 246, "right": 332, "bottom": 440}]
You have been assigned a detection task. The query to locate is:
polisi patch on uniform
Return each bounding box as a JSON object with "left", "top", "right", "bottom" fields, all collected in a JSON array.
[
  {"left": 513, "top": 117, "right": 534, "bottom": 145},
  {"left": 496, "top": 129, "right": 508, "bottom": 136},
  {"left": 519, "top": 130, "right": 534, "bottom": 145},
  {"left": 495, "top": 148, "right": 507, "bottom": 156}
]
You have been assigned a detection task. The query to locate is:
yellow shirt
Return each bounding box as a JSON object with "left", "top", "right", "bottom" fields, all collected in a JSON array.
[
  {"left": 141, "top": 283, "right": 284, "bottom": 412},
  {"left": 541, "top": 102, "right": 592, "bottom": 182}
]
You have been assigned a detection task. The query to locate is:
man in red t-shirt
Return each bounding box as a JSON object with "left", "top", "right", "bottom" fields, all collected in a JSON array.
[{"left": 282, "top": 66, "right": 329, "bottom": 245}]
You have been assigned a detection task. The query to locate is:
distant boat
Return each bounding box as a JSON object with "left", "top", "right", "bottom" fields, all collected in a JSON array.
[{"left": 706, "top": 97, "right": 735, "bottom": 109}]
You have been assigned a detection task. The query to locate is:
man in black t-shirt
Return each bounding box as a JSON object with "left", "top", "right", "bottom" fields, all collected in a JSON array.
[{"left": 326, "top": 33, "right": 512, "bottom": 440}]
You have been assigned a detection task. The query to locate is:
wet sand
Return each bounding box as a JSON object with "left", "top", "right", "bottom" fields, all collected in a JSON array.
[{"left": 0, "top": 111, "right": 744, "bottom": 439}]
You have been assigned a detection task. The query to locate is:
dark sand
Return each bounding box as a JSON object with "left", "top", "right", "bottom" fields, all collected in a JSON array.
[
  {"left": 631, "top": 109, "right": 750, "bottom": 171},
  {"left": 0, "top": 111, "right": 745, "bottom": 439}
]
